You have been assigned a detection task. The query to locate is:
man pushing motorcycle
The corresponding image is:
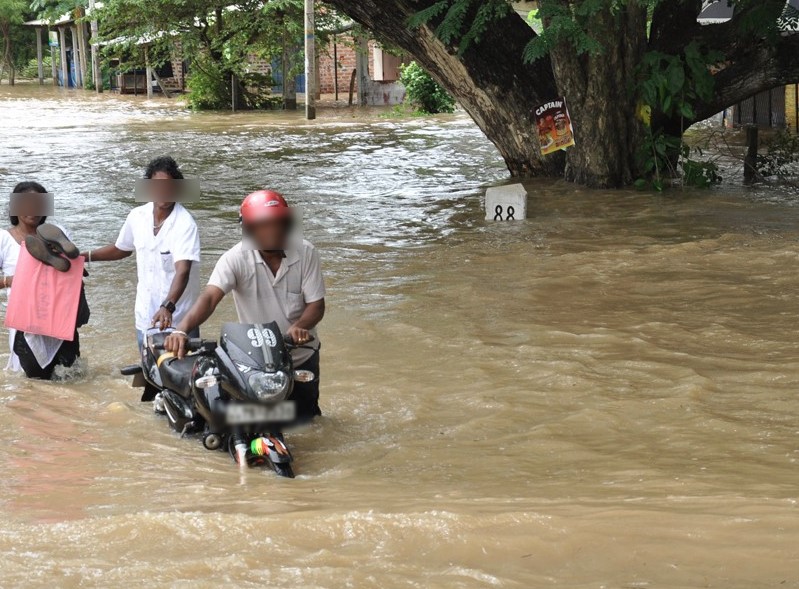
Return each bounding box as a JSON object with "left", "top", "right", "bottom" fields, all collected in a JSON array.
[{"left": 164, "top": 190, "right": 326, "bottom": 420}]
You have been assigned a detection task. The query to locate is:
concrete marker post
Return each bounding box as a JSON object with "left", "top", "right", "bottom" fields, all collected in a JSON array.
[{"left": 485, "top": 184, "right": 528, "bottom": 221}]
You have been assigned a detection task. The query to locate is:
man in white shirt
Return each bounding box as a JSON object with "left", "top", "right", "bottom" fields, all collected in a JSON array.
[
  {"left": 83, "top": 156, "right": 201, "bottom": 348},
  {"left": 164, "top": 190, "right": 326, "bottom": 420}
]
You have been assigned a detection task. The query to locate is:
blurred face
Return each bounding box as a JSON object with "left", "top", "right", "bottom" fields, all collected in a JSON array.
[
  {"left": 245, "top": 217, "right": 292, "bottom": 251},
  {"left": 149, "top": 171, "right": 178, "bottom": 208},
  {"left": 12, "top": 191, "right": 49, "bottom": 227}
]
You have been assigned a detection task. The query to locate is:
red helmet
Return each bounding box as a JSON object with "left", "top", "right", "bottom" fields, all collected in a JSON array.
[{"left": 240, "top": 190, "right": 292, "bottom": 224}]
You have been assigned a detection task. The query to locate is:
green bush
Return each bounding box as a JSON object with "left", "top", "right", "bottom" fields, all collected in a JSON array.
[
  {"left": 187, "top": 58, "right": 277, "bottom": 111},
  {"left": 18, "top": 55, "right": 52, "bottom": 80},
  {"left": 399, "top": 61, "right": 455, "bottom": 115},
  {"left": 186, "top": 59, "right": 230, "bottom": 110}
]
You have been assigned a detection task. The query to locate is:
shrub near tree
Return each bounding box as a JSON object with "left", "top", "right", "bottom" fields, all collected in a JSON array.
[{"left": 400, "top": 61, "right": 456, "bottom": 114}]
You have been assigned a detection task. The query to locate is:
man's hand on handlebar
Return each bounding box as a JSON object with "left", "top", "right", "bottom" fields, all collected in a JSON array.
[
  {"left": 286, "top": 325, "right": 314, "bottom": 346},
  {"left": 164, "top": 331, "right": 189, "bottom": 359}
]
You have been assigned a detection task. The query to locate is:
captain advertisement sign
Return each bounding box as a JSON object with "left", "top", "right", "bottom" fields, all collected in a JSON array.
[{"left": 535, "top": 97, "right": 575, "bottom": 156}]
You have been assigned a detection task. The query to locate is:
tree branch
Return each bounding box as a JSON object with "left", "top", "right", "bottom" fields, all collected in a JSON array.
[
  {"left": 327, "top": 0, "right": 564, "bottom": 176},
  {"left": 694, "top": 32, "right": 799, "bottom": 120},
  {"left": 649, "top": 0, "right": 703, "bottom": 54}
]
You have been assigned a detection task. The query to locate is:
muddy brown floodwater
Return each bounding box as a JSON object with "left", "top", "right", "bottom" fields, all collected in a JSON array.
[{"left": 1, "top": 85, "right": 799, "bottom": 588}]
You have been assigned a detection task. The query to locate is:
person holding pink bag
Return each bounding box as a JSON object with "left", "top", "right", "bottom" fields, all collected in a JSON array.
[{"left": 1, "top": 182, "right": 90, "bottom": 379}]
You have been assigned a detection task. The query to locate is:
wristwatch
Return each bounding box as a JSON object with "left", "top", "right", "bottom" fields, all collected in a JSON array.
[{"left": 160, "top": 299, "right": 176, "bottom": 313}]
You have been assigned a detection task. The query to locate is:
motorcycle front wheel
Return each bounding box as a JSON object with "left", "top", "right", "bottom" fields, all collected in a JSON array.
[{"left": 271, "top": 462, "right": 295, "bottom": 478}]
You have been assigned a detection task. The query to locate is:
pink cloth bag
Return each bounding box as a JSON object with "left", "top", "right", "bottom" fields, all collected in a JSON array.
[{"left": 4, "top": 242, "right": 84, "bottom": 341}]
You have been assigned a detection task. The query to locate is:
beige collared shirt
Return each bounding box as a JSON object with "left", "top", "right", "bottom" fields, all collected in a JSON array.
[{"left": 208, "top": 239, "right": 326, "bottom": 365}]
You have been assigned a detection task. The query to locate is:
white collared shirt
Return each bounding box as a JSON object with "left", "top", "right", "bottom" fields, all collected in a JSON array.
[
  {"left": 208, "top": 239, "right": 326, "bottom": 365},
  {"left": 115, "top": 203, "right": 201, "bottom": 331}
]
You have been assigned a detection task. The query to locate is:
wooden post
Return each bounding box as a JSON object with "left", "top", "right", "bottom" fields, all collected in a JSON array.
[
  {"left": 50, "top": 38, "right": 58, "bottom": 86},
  {"left": 356, "top": 35, "right": 369, "bottom": 106},
  {"left": 333, "top": 35, "right": 338, "bottom": 102},
  {"left": 144, "top": 46, "right": 153, "bottom": 99},
  {"left": 88, "top": 0, "right": 102, "bottom": 93},
  {"left": 35, "top": 27, "right": 44, "bottom": 84},
  {"left": 71, "top": 26, "right": 82, "bottom": 88},
  {"left": 152, "top": 68, "right": 172, "bottom": 98},
  {"left": 77, "top": 23, "right": 89, "bottom": 90},
  {"left": 231, "top": 73, "right": 237, "bottom": 112},
  {"left": 304, "top": 0, "right": 316, "bottom": 120},
  {"left": 59, "top": 27, "right": 68, "bottom": 87},
  {"left": 348, "top": 68, "right": 356, "bottom": 106},
  {"left": 744, "top": 125, "right": 758, "bottom": 184}
]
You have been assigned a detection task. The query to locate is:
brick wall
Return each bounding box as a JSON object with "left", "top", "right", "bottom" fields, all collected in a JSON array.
[{"left": 317, "top": 36, "right": 377, "bottom": 95}]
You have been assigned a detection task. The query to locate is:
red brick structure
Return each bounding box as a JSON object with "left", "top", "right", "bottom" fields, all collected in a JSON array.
[{"left": 318, "top": 36, "right": 407, "bottom": 99}]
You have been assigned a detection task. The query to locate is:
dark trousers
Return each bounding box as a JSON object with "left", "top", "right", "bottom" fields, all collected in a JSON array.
[
  {"left": 14, "top": 330, "right": 81, "bottom": 380},
  {"left": 293, "top": 349, "right": 322, "bottom": 421}
]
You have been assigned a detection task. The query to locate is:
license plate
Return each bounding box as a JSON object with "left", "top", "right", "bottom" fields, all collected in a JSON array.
[{"left": 226, "top": 402, "right": 296, "bottom": 425}]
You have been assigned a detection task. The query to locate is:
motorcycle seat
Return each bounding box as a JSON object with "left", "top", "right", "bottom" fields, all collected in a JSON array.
[{"left": 160, "top": 356, "right": 196, "bottom": 394}]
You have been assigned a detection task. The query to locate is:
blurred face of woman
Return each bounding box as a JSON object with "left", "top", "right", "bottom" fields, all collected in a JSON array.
[{"left": 14, "top": 191, "right": 47, "bottom": 228}]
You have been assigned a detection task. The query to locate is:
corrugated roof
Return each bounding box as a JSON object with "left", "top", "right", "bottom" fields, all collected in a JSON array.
[{"left": 699, "top": 0, "right": 799, "bottom": 23}]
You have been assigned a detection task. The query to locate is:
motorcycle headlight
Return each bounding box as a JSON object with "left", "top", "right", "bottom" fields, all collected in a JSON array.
[{"left": 248, "top": 371, "right": 289, "bottom": 401}]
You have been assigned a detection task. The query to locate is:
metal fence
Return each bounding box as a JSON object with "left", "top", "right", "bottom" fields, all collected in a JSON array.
[
  {"left": 734, "top": 88, "right": 788, "bottom": 128},
  {"left": 728, "top": 85, "right": 799, "bottom": 133}
]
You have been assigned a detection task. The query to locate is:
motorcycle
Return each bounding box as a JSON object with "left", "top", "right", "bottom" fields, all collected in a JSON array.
[{"left": 120, "top": 321, "right": 316, "bottom": 478}]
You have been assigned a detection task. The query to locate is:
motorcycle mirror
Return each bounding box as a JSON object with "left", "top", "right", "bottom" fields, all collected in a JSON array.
[
  {"left": 293, "top": 370, "right": 315, "bottom": 383},
  {"left": 195, "top": 375, "right": 218, "bottom": 389}
]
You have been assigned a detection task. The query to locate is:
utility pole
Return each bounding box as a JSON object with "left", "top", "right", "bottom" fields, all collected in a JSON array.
[
  {"left": 88, "top": 0, "right": 102, "bottom": 93},
  {"left": 304, "top": 0, "right": 316, "bottom": 120}
]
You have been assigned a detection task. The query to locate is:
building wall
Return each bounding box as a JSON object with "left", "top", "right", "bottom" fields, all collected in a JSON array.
[
  {"left": 787, "top": 84, "right": 799, "bottom": 133},
  {"left": 162, "top": 35, "right": 408, "bottom": 105},
  {"left": 317, "top": 37, "right": 375, "bottom": 96}
]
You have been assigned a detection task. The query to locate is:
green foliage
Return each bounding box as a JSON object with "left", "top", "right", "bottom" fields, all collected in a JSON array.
[
  {"left": 681, "top": 149, "right": 722, "bottom": 188},
  {"left": 0, "top": 0, "right": 27, "bottom": 24},
  {"left": 634, "top": 42, "right": 723, "bottom": 189},
  {"left": 0, "top": 0, "right": 37, "bottom": 82},
  {"left": 18, "top": 53, "right": 52, "bottom": 79},
  {"left": 407, "top": 0, "right": 511, "bottom": 55},
  {"left": 638, "top": 42, "right": 720, "bottom": 121},
  {"left": 523, "top": 0, "right": 605, "bottom": 62},
  {"left": 90, "top": 0, "right": 305, "bottom": 110},
  {"left": 636, "top": 133, "right": 722, "bottom": 191},
  {"left": 185, "top": 57, "right": 230, "bottom": 110},
  {"left": 756, "top": 131, "right": 799, "bottom": 180},
  {"left": 399, "top": 61, "right": 455, "bottom": 114}
]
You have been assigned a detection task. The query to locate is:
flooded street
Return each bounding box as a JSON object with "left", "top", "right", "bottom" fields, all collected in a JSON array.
[{"left": 1, "top": 85, "right": 799, "bottom": 588}]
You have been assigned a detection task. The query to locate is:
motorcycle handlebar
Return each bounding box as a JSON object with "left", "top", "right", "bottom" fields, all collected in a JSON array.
[
  {"left": 186, "top": 338, "right": 216, "bottom": 352},
  {"left": 284, "top": 334, "right": 316, "bottom": 347},
  {"left": 179, "top": 334, "right": 312, "bottom": 352}
]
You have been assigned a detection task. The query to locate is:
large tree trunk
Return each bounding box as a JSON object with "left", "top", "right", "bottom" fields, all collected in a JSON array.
[
  {"left": 549, "top": 4, "right": 649, "bottom": 187},
  {"left": 329, "top": 0, "right": 799, "bottom": 189},
  {"left": 326, "top": 0, "right": 565, "bottom": 178}
]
